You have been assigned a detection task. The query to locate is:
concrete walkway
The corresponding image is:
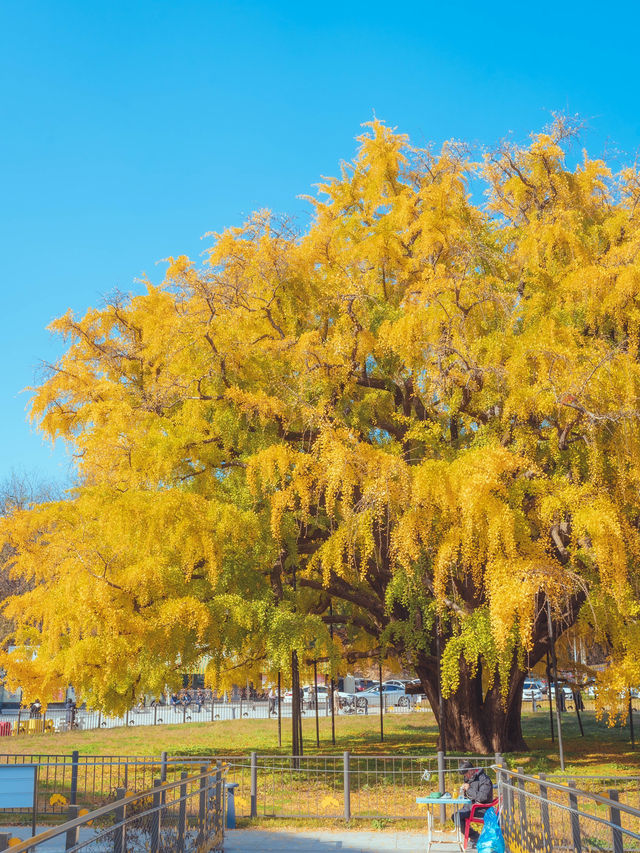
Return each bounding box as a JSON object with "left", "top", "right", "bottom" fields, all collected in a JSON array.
[
  {"left": 224, "top": 829, "right": 462, "bottom": 851},
  {"left": 0, "top": 826, "right": 97, "bottom": 852},
  {"left": 0, "top": 825, "right": 463, "bottom": 852}
]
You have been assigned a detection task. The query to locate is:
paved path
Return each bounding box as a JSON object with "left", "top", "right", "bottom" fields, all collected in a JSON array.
[
  {"left": 224, "top": 829, "right": 461, "bottom": 851},
  {"left": 0, "top": 826, "right": 96, "bottom": 852}
]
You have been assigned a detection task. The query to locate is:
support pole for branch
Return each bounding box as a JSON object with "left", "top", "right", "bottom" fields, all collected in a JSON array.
[
  {"left": 298, "top": 681, "right": 303, "bottom": 757},
  {"left": 277, "top": 671, "right": 282, "bottom": 749},
  {"left": 314, "top": 660, "right": 320, "bottom": 749},
  {"left": 546, "top": 652, "right": 554, "bottom": 743},
  {"left": 329, "top": 601, "right": 336, "bottom": 746},
  {"left": 436, "top": 612, "right": 446, "bottom": 753},
  {"left": 291, "top": 562, "right": 302, "bottom": 761},
  {"left": 291, "top": 651, "right": 300, "bottom": 762},
  {"left": 630, "top": 691, "right": 635, "bottom": 748},
  {"left": 379, "top": 659, "right": 384, "bottom": 743},
  {"left": 330, "top": 677, "right": 336, "bottom": 745},
  {"left": 574, "top": 689, "right": 584, "bottom": 737},
  {"left": 546, "top": 600, "right": 565, "bottom": 770}
]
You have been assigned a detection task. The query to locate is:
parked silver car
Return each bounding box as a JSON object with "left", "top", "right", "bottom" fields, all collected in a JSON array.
[{"left": 339, "top": 681, "right": 410, "bottom": 708}]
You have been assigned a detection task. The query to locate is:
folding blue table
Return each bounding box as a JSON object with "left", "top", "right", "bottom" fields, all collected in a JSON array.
[{"left": 415, "top": 795, "right": 471, "bottom": 851}]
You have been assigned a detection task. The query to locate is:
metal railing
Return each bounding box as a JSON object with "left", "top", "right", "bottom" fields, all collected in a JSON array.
[
  {"left": 544, "top": 772, "right": 640, "bottom": 813},
  {"left": 498, "top": 767, "right": 640, "bottom": 852},
  {"left": 0, "top": 766, "right": 225, "bottom": 853}
]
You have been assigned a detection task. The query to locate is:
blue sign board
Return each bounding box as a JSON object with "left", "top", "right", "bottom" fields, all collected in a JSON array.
[{"left": 0, "top": 765, "right": 37, "bottom": 809}]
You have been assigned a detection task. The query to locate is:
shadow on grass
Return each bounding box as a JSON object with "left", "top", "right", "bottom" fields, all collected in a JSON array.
[
  {"left": 2, "top": 707, "right": 640, "bottom": 777},
  {"left": 510, "top": 711, "right": 640, "bottom": 774}
]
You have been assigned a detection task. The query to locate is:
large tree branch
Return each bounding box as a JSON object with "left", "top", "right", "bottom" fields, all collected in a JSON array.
[
  {"left": 321, "top": 613, "right": 379, "bottom": 636},
  {"left": 528, "top": 588, "right": 588, "bottom": 664},
  {"left": 298, "top": 576, "right": 386, "bottom": 623}
]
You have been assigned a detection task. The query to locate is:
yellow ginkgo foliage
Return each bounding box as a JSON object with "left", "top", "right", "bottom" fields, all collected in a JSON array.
[{"left": 3, "top": 117, "right": 640, "bottom": 753}]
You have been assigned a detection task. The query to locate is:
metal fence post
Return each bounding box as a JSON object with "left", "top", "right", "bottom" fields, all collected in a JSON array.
[
  {"left": 504, "top": 767, "right": 514, "bottom": 818},
  {"left": 250, "top": 751, "right": 258, "bottom": 818},
  {"left": 215, "top": 761, "right": 221, "bottom": 824},
  {"left": 160, "top": 751, "right": 167, "bottom": 783},
  {"left": 343, "top": 751, "right": 350, "bottom": 821},
  {"left": 65, "top": 804, "right": 79, "bottom": 850},
  {"left": 214, "top": 767, "right": 223, "bottom": 841},
  {"left": 177, "top": 771, "right": 187, "bottom": 852},
  {"left": 198, "top": 765, "right": 207, "bottom": 839},
  {"left": 0, "top": 834, "right": 11, "bottom": 851},
  {"left": 609, "top": 789, "right": 624, "bottom": 853},
  {"left": 70, "top": 750, "right": 79, "bottom": 805},
  {"left": 568, "top": 780, "right": 582, "bottom": 853},
  {"left": 437, "top": 750, "right": 446, "bottom": 824},
  {"left": 113, "top": 787, "right": 126, "bottom": 853},
  {"left": 539, "top": 773, "right": 552, "bottom": 853},
  {"left": 516, "top": 766, "right": 528, "bottom": 841},
  {"left": 150, "top": 778, "right": 161, "bottom": 853}
]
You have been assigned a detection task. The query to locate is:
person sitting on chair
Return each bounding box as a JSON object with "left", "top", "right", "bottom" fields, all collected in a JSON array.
[{"left": 453, "top": 760, "right": 494, "bottom": 849}]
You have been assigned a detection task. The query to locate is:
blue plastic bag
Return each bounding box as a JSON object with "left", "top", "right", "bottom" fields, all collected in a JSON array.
[{"left": 477, "top": 807, "right": 505, "bottom": 853}]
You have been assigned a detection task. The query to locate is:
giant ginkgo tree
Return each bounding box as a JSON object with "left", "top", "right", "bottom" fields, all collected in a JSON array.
[{"left": 3, "top": 117, "right": 640, "bottom": 752}]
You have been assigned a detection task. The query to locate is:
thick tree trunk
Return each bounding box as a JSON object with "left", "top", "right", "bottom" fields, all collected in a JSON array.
[
  {"left": 481, "top": 670, "right": 527, "bottom": 752},
  {"left": 411, "top": 592, "right": 586, "bottom": 754},
  {"left": 416, "top": 657, "right": 527, "bottom": 754}
]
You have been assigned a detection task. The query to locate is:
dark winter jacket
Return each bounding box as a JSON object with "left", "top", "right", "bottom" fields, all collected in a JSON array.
[{"left": 466, "top": 769, "right": 494, "bottom": 804}]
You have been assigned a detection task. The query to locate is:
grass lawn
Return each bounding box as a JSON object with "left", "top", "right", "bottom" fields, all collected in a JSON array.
[
  {"left": 0, "top": 709, "right": 638, "bottom": 776},
  {"left": 0, "top": 710, "right": 637, "bottom": 833}
]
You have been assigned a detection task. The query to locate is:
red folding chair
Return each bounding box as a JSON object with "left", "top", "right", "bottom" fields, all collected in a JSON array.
[{"left": 463, "top": 799, "right": 500, "bottom": 849}]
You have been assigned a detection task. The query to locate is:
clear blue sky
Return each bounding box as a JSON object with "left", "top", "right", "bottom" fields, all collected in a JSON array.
[{"left": 2, "top": 0, "right": 639, "bottom": 487}]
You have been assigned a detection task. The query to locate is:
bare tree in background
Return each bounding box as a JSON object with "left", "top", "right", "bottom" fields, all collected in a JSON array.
[{"left": 0, "top": 471, "right": 61, "bottom": 640}]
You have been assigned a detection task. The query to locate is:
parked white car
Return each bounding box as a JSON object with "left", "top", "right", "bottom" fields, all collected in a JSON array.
[
  {"left": 282, "top": 686, "right": 330, "bottom": 703},
  {"left": 522, "top": 681, "right": 544, "bottom": 701},
  {"left": 302, "top": 685, "right": 329, "bottom": 702},
  {"left": 549, "top": 684, "right": 574, "bottom": 700}
]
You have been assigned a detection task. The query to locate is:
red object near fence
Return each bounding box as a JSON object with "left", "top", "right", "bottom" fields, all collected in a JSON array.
[{"left": 0, "top": 721, "right": 11, "bottom": 736}]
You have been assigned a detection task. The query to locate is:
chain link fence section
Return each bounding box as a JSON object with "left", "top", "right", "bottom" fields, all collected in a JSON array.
[
  {"left": 498, "top": 767, "right": 640, "bottom": 852},
  {"left": 0, "top": 753, "right": 231, "bottom": 822},
  {"left": 0, "top": 751, "right": 500, "bottom": 825},
  {"left": 0, "top": 766, "right": 225, "bottom": 853},
  {"left": 224, "top": 752, "right": 501, "bottom": 821}
]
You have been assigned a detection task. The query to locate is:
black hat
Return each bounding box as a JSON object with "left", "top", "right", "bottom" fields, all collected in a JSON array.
[{"left": 459, "top": 760, "right": 475, "bottom": 775}]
